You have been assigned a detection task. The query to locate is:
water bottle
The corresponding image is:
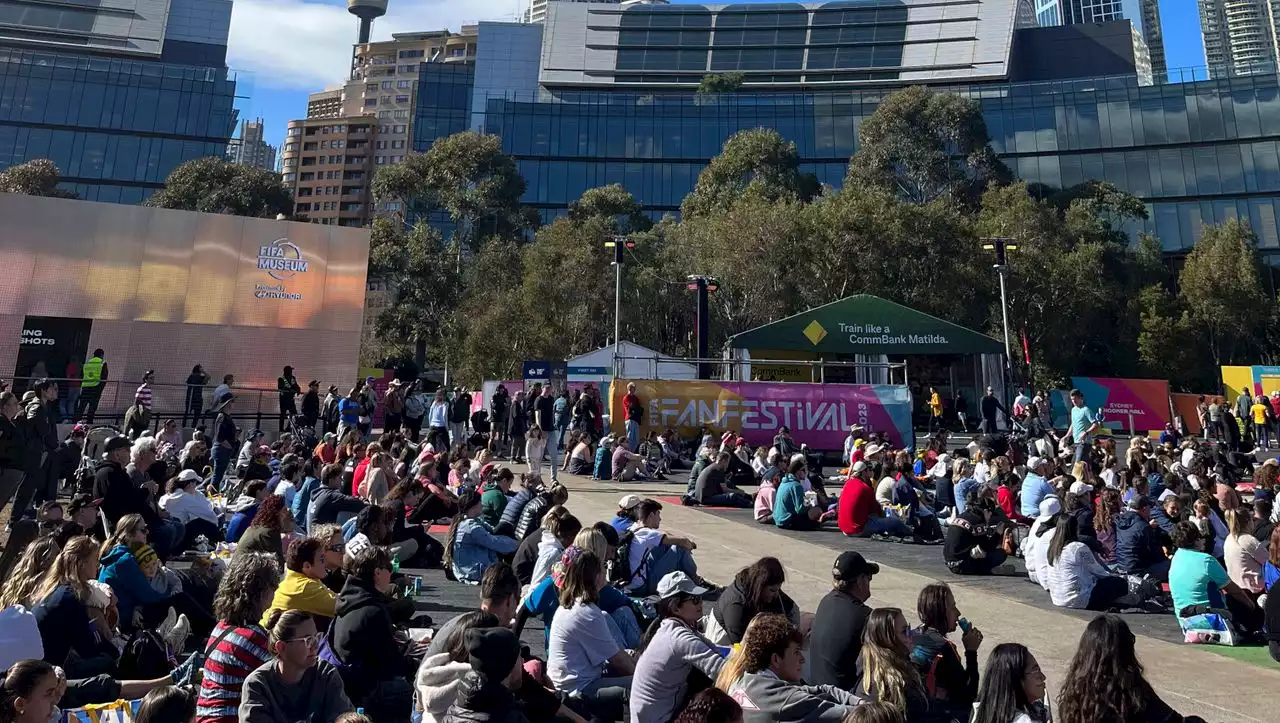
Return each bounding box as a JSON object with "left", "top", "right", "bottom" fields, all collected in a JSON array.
[{"left": 391, "top": 555, "right": 400, "bottom": 574}]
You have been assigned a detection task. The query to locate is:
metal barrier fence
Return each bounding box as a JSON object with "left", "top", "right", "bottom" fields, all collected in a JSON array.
[{"left": 10, "top": 377, "right": 300, "bottom": 437}]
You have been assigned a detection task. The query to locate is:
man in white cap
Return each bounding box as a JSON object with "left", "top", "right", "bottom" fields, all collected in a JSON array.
[
  {"left": 1020, "top": 457, "right": 1056, "bottom": 519},
  {"left": 610, "top": 494, "right": 645, "bottom": 534},
  {"left": 629, "top": 571, "right": 718, "bottom": 723}
]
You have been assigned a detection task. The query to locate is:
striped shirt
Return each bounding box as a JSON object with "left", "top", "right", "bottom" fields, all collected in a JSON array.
[
  {"left": 135, "top": 383, "right": 153, "bottom": 409},
  {"left": 196, "top": 622, "right": 271, "bottom": 723}
]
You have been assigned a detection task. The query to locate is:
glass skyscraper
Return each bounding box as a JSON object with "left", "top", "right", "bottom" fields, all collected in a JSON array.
[
  {"left": 0, "top": 0, "right": 238, "bottom": 202},
  {"left": 405, "top": 0, "right": 1280, "bottom": 272}
]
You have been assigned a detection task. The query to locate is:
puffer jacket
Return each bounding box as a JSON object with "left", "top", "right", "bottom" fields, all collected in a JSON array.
[
  {"left": 415, "top": 652, "right": 473, "bottom": 723},
  {"left": 442, "top": 674, "right": 529, "bottom": 723}
]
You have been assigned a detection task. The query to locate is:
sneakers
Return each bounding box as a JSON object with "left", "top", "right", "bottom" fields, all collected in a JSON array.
[
  {"left": 156, "top": 607, "right": 178, "bottom": 640},
  {"left": 163, "top": 613, "right": 191, "bottom": 654},
  {"left": 991, "top": 563, "right": 1017, "bottom": 575}
]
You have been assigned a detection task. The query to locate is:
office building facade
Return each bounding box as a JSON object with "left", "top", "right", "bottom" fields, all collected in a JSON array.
[
  {"left": 1061, "top": 0, "right": 1163, "bottom": 81},
  {"left": 226, "top": 118, "right": 277, "bottom": 171},
  {"left": 0, "top": 0, "right": 238, "bottom": 202},
  {"left": 408, "top": 1, "right": 1280, "bottom": 268}
]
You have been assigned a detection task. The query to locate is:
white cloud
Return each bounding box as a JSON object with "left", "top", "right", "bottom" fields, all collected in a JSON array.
[{"left": 227, "top": 0, "right": 520, "bottom": 91}]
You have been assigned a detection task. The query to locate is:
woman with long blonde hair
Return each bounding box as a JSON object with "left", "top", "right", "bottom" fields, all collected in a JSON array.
[
  {"left": 857, "top": 608, "right": 930, "bottom": 718},
  {"left": 714, "top": 613, "right": 858, "bottom": 718},
  {"left": 29, "top": 537, "right": 119, "bottom": 676},
  {"left": 0, "top": 537, "right": 59, "bottom": 608}
]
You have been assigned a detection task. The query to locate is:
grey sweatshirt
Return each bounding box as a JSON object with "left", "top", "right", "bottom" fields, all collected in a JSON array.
[
  {"left": 728, "top": 671, "right": 862, "bottom": 723},
  {"left": 239, "top": 659, "right": 353, "bottom": 723},
  {"left": 630, "top": 618, "right": 726, "bottom": 723}
]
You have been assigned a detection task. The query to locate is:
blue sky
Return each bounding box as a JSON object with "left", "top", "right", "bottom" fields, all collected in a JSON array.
[{"left": 229, "top": 0, "right": 1211, "bottom": 149}]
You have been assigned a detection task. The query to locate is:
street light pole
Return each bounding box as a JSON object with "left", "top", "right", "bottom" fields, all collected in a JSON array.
[
  {"left": 981, "top": 237, "right": 1018, "bottom": 370},
  {"left": 997, "top": 263, "right": 1012, "bottom": 365},
  {"left": 605, "top": 235, "right": 630, "bottom": 374}
]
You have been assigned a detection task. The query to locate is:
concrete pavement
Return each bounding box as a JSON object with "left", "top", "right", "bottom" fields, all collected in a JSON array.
[{"left": 551, "top": 471, "right": 1278, "bottom": 722}]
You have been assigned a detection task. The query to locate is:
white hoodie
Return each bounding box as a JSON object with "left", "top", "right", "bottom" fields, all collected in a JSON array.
[
  {"left": 414, "top": 652, "right": 473, "bottom": 723},
  {"left": 529, "top": 530, "right": 564, "bottom": 591}
]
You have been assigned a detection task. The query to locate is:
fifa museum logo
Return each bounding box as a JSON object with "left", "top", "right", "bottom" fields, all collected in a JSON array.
[{"left": 255, "top": 239, "right": 308, "bottom": 300}]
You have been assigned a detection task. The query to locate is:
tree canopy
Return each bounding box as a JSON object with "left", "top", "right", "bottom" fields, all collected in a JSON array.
[
  {"left": 0, "top": 159, "right": 78, "bottom": 199},
  {"left": 146, "top": 157, "right": 292, "bottom": 217}
]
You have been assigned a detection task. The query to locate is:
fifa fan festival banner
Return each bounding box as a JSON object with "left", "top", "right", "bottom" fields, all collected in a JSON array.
[
  {"left": 1062, "top": 377, "right": 1171, "bottom": 432},
  {"left": 609, "top": 379, "right": 913, "bottom": 449}
]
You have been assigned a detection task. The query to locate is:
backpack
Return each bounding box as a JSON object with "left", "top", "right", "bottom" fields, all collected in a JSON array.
[
  {"left": 118, "top": 628, "right": 177, "bottom": 680},
  {"left": 592, "top": 446, "right": 610, "bottom": 480},
  {"left": 404, "top": 392, "right": 425, "bottom": 420},
  {"left": 612, "top": 529, "right": 655, "bottom": 590}
]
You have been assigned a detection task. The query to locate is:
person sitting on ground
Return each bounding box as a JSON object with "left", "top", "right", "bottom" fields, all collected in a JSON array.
[
  {"left": 196, "top": 552, "right": 280, "bottom": 723},
  {"left": 273, "top": 460, "right": 303, "bottom": 512},
  {"left": 753, "top": 467, "right": 780, "bottom": 526},
  {"left": 773, "top": 458, "right": 828, "bottom": 532},
  {"left": 1019, "top": 457, "right": 1056, "bottom": 521},
  {"left": 518, "top": 532, "right": 642, "bottom": 652},
  {"left": 331, "top": 546, "right": 419, "bottom": 719},
  {"left": 1113, "top": 495, "right": 1171, "bottom": 581},
  {"left": 240, "top": 609, "right": 354, "bottom": 722},
  {"left": 1056, "top": 614, "right": 1208, "bottom": 723},
  {"left": 307, "top": 463, "right": 368, "bottom": 533},
  {"left": 444, "top": 490, "right": 518, "bottom": 585},
  {"left": 136, "top": 685, "right": 196, "bottom": 723},
  {"left": 385, "top": 481, "right": 444, "bottom": 568},
  {"left": 809, "top": 551, "right": 877, "bottom": 690},
  {"left": 513, "top": 483, "right": 569, "bottom": 542},
  {"left": 1046, "top": 515, "right": 1145, "bottom": 611},
  {"left": 1169, "top": 520, "right": 1263, "bottom": 636},
  {"left": 359, "top": 453, "right": 395, "bottom": 505},
  {"left": 99, "top": 533, "right": 214, "bottom": 637},
  {"left": 480, "top": 467, "right": 516, "bottom": 528},
  {"left": 1024, "top": 497, "right": 1061, "bottom": 591},
  {"left": 158, "top": 468, "right": 222, "bottom": 549},
  {"left": 709, "top": 557, "right": 801, "bottom": 646},
  {"left": 944, "top": 487, "right": 1012, "bottom": 576},
  {"left": 530, "top": 510, "right": 581, "bottom": 591},
  {"left": 716, "top": 613, "right": 860, "bottom": 722},
  {"left": 853, "top": 608, "right": 932, "bottom": 719},
  {"left": 609, "top": 494, "right": 644, "bottom": 535},
  {"left": 622, "top": 499, "right": 704, "bottom": 596},
  {"left": 909, "top": 583, "right": 982, "bottom": 717},
  {"left": 566, "top": 433, "right": 594, "bottom": 476},
  {"left": 513, "top": 505, "right": 567, "bottom": 586},
  {"left": 416, "top": 610, "right": 499, "bottom": 723},
  {"left": 695, "top": 452, "right": 753, "bottom": 508},
  {"left": 685, "top": 439, "right": 719, "bottom": 501},
  {"left": 970, "top": 643, "right": 1050, "bottom": 723},
  {"left": 493, "top": 474, "right": 542, "bottom": 538},
  {"left": 547, "top": 550, "right": 635, "bottom": 722},
  {"left": 440, "top": 628, "right": 527, "bottom": 723},
  {"left": 30, "top": 537, "right": 120, "bottom": 678},
  {"left": 262, "top": 536, "right": 337, "bottom": 630},
  {"left": 612, "top": 439, "right": 647, "bottom": 482},
  {"left": 225, "top": 480, "right": 270, "bottom": 544},
  {"left": 630, "top": 572, "right": 723, "bottom": 723},
  {"left": 235, "top": 494, "right": 294, "bottom": 566},
  {"left": 1224, "top": 505, "right": 1267, "bottom": 596},
  {"left": 1150, "top": 494, "right": 1182, "bottom": 536},
  {"left": 837, "top": 461, "right": 911, "bottom": 539}
]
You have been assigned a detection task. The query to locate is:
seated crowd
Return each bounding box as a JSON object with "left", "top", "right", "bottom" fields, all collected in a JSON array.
[{"left": 0, "top": 382, "right": 1255, "bottom": 723}]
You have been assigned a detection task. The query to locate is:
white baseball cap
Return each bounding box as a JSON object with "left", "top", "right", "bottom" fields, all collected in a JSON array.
[
  {"left": 1069, "top": 480, "right": 1094, "bottom": 496},
  {"left": 1026, "top": 456, "right": 1045, "bottom": 470},
  {"left": 1039, "top": 496, "right": 1062, "bottom": 517},
  {"left": 656, "top": 571, "right": 710, "bottom": 600},
  {"left": 617, "top": 494, "right": 644, "bottom": 511}
]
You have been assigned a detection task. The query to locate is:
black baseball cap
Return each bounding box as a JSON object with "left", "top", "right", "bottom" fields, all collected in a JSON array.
[
  {"left": 833, "top": 551, "right": 880, "bottom": 581},
  {"left": 103, "top": 436, "right": 130, "bottom": 453}
]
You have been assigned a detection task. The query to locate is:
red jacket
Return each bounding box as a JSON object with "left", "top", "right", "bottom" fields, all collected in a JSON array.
[{"left": 838, "top": 477, "right": 878, "bottom": 536}]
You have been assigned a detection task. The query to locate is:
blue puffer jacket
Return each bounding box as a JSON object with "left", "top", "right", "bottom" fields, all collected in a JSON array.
[
  {"left": 1113, "top": 510, "right": 1165, "bottom": 575},
  {"left": 98, "top": 544, "right": 166, "bottom": 630}
]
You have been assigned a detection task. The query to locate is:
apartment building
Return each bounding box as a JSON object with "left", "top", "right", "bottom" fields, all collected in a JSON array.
[{"left": 281, "top": 119, "right": 379, "bottom": 227}]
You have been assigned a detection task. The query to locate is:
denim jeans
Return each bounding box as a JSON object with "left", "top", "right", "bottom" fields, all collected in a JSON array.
[
  {"left": 211, "top": 445, "right": 233, "bottom": 491},
  {"left": 637, "top": 544, "right": 698, "bottom": 596},
  {"left": 856, "top": 516, "right": 912, "bottom": 538},
  {"left": 605, "top": 607, "right": 641, "bottom": 649},
  {"left": 571, "top": 675, "right": 632, "bottom": 723},
  {"left": 545, "top": 429, "right": 560, "bottom": 482},
  {"left": 625, "top": 419, "right": 640, "bottom": 450}
]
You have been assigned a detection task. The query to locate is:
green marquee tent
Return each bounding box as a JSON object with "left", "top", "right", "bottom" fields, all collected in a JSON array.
[{"left": 726, "top": 295, "right": 1004, "bottom": 357}]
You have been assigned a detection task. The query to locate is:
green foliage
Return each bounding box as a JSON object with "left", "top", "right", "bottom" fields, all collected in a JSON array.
[
  {"left": 146, "top": 157, "right": 291, "bottom": 217},
  {"left": 367, "top": 217, "right": 460, "bottom": 367},
  {"left": 849, "top": 86, "right": 1010, "bottom": 205},
  {"left": 1178, "top": 219, "right": 1270, "bottom": 367},
  {"left": 697, "top": 72, "right": 745, "bottom": 94},
  {"left": 682, "top": 128, "right": 819, "bottom": 218},
  {"left": 0, "top": 159, "right": 79, "bottom": 199}
]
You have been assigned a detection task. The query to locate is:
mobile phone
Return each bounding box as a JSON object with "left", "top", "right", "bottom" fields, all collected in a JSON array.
[{"left": 958, "top": 617, "right": 972, "bottom": 634}]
